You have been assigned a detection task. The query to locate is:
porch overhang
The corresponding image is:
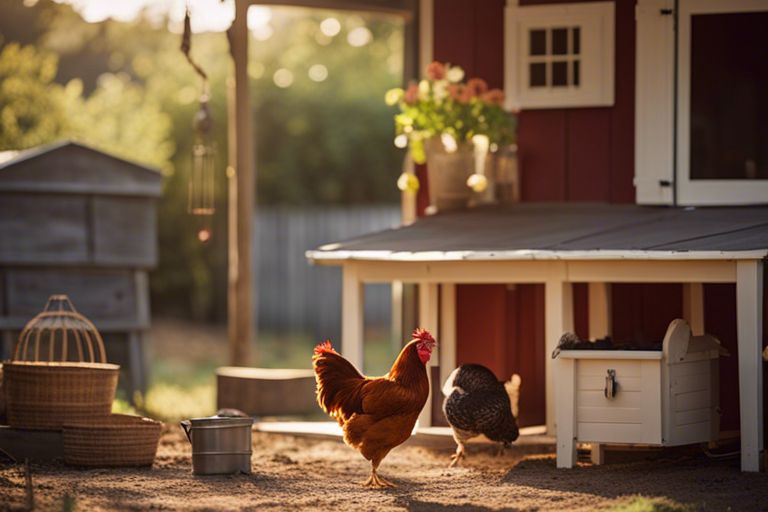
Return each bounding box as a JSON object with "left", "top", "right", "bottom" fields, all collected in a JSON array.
[{"left": 306, "top": 204, "right": 766, "bottom": 472}]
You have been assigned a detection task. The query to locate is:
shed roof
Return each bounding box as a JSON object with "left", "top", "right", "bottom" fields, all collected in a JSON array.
[
  {"left": 0, "top": 140, "right": 162, "bottom": 197},
  {"left": 307, "top": 203, "right": 768, "bottom": 262}
]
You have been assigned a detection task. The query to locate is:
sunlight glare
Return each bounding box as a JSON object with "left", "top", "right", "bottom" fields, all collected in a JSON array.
[
  {"left": 319, "top": 17, "right": 341, "bottom": 37},
  {"left": 251, "top": 24, "right": 274, "bottom": 41},
  {"left": 308, "top": 64, "right": 328, "bottom": 82},
  {"left": 273, "top": 68, "right": 294, "bottom": 88},
  {"left": 54, "top": 0, "right": 236, "bottom": 33},
  {"left": 247, "top": 6, "right": 272, "bottom": 29},
  {"left": 347, "top": 27, "right": 372, "bottom": 47}
]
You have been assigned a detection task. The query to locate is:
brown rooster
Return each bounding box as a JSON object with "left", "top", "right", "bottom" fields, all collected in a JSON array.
[{"left": 312, "top": 328, "right": 436, "bottom": 488}]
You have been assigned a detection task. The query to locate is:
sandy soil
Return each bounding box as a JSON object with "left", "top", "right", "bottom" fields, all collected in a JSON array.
[{"left": 1, "top": 427, "right": 767, "bottom": 512}]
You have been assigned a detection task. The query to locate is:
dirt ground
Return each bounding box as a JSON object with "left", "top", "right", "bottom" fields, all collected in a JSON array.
[{"left": 1, "top": 427, "right": 767, "bottom": 512}]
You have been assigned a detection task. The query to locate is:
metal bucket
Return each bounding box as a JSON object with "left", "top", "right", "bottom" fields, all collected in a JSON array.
[{"left": 180, "top": 415, "right": 253, "bottom": 475}]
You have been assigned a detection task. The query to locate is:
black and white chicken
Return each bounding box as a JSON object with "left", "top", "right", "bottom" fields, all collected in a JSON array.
[{"left": 442, "top": 364, "right": 521, "bottom": 467}]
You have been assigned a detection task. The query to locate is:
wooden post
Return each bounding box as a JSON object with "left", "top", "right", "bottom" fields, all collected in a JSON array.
[
  {"left": 342, "top": 264, "right": 364, "bottom": 371},
  {"left": 418, "top": 282, "right": 439, "bottom": 428},
  {"left": 588, "top": 283, "right": 612, "bottom": 340},
  {"left": 545, "top": 269, "right": 573, "bottom": 435},
  {"left": 546, "top": 269, "right": 574, "bottom": 466},
  {"left": 226, "top": 0, "right": 255, "bottom": 366},
  {"left": 682, "top": 283, "right": 705, "bottom": 336},
  {"left": 736, "top": 260, "right": 764, "bottom": 472},
  {"left": 439, "top": 283, "right": 456, "bottom": 389}
]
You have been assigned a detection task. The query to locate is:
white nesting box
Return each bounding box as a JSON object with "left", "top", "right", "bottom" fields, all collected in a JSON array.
[{"left": 556, "top": 319, "right": 724, "bottom": 468}]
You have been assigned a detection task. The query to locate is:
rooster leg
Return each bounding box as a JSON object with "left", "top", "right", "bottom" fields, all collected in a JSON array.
[
  {"left": 448, "top": 443, "right": 465, "bottom": 468},
  {"left": 363, "top": 462, "right": 395, "bottom": 488}
]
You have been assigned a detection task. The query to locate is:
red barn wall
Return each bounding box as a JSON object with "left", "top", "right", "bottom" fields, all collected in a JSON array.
[{"left": 432, "top": 0, "right": 763, "bottom": 430}]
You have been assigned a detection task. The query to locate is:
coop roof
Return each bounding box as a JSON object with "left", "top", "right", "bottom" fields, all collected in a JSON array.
[
  {"left": 0, "top": 140, "right": 162, "bottom": 197},
  {"left": 306, "top": 203, "right": 768, "bottom": 263}
]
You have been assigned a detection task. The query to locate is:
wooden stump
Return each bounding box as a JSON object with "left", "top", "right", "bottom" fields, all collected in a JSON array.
[{"left": 216, "top": 367, "right": 317, "bottom": 417}]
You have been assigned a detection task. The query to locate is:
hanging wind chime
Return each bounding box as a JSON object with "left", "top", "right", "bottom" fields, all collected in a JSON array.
[{"left": 181, "top": 7, "right": 215, "bottom": 242}]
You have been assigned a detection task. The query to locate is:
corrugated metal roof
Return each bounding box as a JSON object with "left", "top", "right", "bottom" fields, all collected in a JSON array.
[{"left": 307, "top": 204, "right": 768, "bottom": 262}]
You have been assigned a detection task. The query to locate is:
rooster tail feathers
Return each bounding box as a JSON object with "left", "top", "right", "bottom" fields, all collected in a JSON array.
[
  {"left": 313, "top": 339, "right": 336, "bottom": 356},
  {"left": 504, "top": 374, "right": 522, "bottom": 419},
  {"left": 312, "top": 346, "right": 366, "bottom": 421}
]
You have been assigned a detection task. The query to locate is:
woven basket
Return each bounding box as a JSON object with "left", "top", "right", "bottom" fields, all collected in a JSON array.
[
  {"left": 63, "top": 414, "right": 162, "bottom": 467},
  {"left": 4, "top": 295, "right": 119, "bottom": 430},
  {"left": 4, "top": 362, "right": 119, "bottom": 430}
]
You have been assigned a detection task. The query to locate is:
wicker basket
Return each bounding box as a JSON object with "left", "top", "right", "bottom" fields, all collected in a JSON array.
[
  {"left": 63, "top": 414, "right": 162, "bottom": 467},
  {"left": 4, "top": 362, "right": 119, "bottom": 430},
  {"left": 4, "top": 295, "right": 119, "bottom": 430}
]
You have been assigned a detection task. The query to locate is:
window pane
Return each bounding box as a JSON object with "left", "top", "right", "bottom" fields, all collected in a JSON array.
[
  {"left": 552, "top": 28, "right": 568, "bottom": 55},
  {"left": 573, "top": 60, "right": 580, "bottom": 86},
  {"left": 530, "top": 62, "right": 546, "bottom": 87},
  {"left": 552, "top": 61, "right": 568, "bottom": 87},
  {"left": 530, "top": 29, "right": 546, "bottom": 56},
  {"left": 573, "top": 27, "right": 580, "bottom": 55},
  {"left": 690, "top": 12, "right": 768, "bottom": 180}
]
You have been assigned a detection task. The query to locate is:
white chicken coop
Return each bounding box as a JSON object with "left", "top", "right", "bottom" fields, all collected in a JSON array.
[{"left": 555, "top": 318, "right": 724, "bottom": 468}]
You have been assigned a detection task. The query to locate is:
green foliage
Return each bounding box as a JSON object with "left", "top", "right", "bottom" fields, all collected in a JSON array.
[
  {"left": 0, "top": 43, "right": 68, "bottom": 149},
  {"left": 0, "top": 1, "right": 404, "bottom": 320}
]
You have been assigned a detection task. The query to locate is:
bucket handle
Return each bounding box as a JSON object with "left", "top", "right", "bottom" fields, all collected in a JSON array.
[{"left": 180, "top": 420, "right": 192, "bottom": 443}]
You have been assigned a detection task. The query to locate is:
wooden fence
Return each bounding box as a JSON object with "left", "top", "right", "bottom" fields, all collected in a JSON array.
[{"left": 254, "top": 205, "right": 400, "bottom": 340}]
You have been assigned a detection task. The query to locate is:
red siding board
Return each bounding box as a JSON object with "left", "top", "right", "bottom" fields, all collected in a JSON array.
[
  {"left": 456, "top": 284, "right": 508, "bottom": 379},
  {"left": 518, "top": 110, "right": 568, "bottom": 201},
  {"left": 567, "top": 109, "right": 612, "bottom": 201},
  {"left": 703, "top": 284, "right": 739, "bottom": 432},
  {"left": 610, "top": 0, "right": 637, "bottom": 203}
]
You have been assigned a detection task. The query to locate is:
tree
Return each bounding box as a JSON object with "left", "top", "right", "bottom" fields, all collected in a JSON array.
[{"left": 0, "top": 43, "right": 68, "bottom": 149}]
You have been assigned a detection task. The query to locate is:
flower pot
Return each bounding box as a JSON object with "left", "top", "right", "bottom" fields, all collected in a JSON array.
[{"left": 424, "top": 138, "right": 474, "bottom": 212}]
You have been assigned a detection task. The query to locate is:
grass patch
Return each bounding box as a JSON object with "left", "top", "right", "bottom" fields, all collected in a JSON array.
[
  {"left": 115, "top": 324, "right": 400, "bottom": 422},
  {"left": 607, "top": 496, "right": 692, "bottom": 512}
]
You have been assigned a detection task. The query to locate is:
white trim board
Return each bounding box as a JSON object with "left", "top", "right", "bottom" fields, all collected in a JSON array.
[{"left": 307, "top": 248, "right": 768, "bottom": 263}]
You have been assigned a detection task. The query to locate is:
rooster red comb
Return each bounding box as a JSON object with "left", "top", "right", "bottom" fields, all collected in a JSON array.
[
  {"left": 412, "top": 328, "right": 435, "bottom": 345},
  {"left": 313, "top": 339, "right": 337, "bottom": 356}
]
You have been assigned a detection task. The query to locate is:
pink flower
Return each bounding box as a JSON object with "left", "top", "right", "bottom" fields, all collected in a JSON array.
[
  {"left": 481, "top": 88, "right": 505, "bottom": 105},
  {"left": 447, "top": 84, "right": 462, "bottom": 101},
  {"left": 466, "top": 78, "right": 488, "bottom": 96},
  {"left": 459, "top": 86, "right": 474, "bottom": 103},
  {"left": 403, "top": 83, "right": 419, "bottom": 105},
  {"left": 426, "top": 61, "right": 446, "bottom": 80}
]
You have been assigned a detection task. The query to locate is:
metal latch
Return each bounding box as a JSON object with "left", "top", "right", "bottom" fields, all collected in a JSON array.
[{"left": 604, "top": 369, "right": 617, "bottom": 399}]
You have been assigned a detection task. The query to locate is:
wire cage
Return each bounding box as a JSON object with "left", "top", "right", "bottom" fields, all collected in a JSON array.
[
  {"left": 13, "top": 294, "right": 108, "bottom": 363},
  {"left": 3, "top": 294, "right": 119, "bottom": 430}
]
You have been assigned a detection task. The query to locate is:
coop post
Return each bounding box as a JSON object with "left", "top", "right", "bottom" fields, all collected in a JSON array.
[
  {"left": 439, "top": 283, "right": 457, "bottom": 394},
  {"left": 342, "top": 263, "right": 364, "bottom": 372},
  {"left": 418, "top": 282, "right": 439, "bottom": 428},
  {"left": 588, "top": 282, "right": 612, "bottom": 340},
  {"left": 226, "top": 0, "right": 255, "bottom": 367},
  {"left": 736, "top": 259, "right": 764, "bottom": 472},
  {"left": 555, "top": 357, "right": 576, "bottom": 468},
  {"left": 682, "top": 283, "right": 705, "bottom": 336},
  {"left": 545, "top": 266, "right": 573, "bottom": 436}
]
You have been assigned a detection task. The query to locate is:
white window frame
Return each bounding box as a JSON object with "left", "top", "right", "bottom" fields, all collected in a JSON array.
[
  {"left": 504, "top": 1, "right": 614, "bottom": 111},
  {"left": 635, "top": 0, "right": 768, "bottom": 205},
  {"left": 676, "top": 0, "right": 768, "bottom": 205}
]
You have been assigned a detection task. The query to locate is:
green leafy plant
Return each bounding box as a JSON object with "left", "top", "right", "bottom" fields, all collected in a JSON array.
[{"left": 385, "top": 61, "right": 516, "bottom": 164}]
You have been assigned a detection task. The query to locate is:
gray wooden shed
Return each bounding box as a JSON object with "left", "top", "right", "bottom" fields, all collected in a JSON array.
[{"left": 0, "top": 140, "right": 162, "bottom": 396}]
